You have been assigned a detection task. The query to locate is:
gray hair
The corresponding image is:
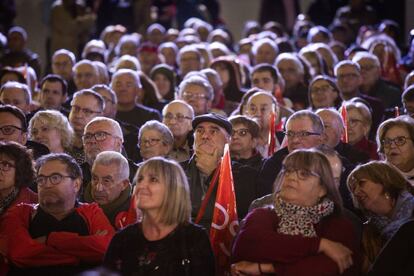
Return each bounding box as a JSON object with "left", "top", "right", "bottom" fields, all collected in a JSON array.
[
  {"left": 53, "top": 49, "right": 76, "bottom": 65},
  {"left": 315, "top": 108, "right": 344, "bottom": 128},
  {"left": 178, "top": 75, "right": 214, "bottom": 101},
  {"left": 352, "top": 51, "right": 381, "bottom": 68},
  {"left": 251, "top": 37, "right": 279, "bottom": 56},
  {"left": 286, "top": 110, "right": 325, "bottom": 134},
  {"left": 162, "top": 100, "right": 195, "bottom": 119},
  {"left": 334, "top": 60, "right": 361, "bottom": 76},
  {"left": 138, "top": 120, "right": 174, "bottom": 147},
  {"left": 111, "top": 68, "right": 142, "bottom": 89},
  {"left": 85, "top": 116, "right": 124, "bottom": 142},
  {"left": 72, "top": 89, "right": 105, "bottom": 112},
  {"left": 0, "top": 81, "right": 32, "bottom": 103},
  {"left": 73, "top": 59, "right": 99, "bottom": 76},
  {"left": 275, "top": 53, "right": 304, "bottom": 75},
  {"left": 93, "top": 151, "right": 129, "bottom": 181},
  {"left": 91, "top": 84, "right": 118, "bottom": 105},
  {"left": 113, "top": 55, "right": 141, "bottom": 72}
]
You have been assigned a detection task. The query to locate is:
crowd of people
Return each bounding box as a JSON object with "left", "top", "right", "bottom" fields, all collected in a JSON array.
[{"left": 0, "top": 0, "right": 414, "bottom": 275}]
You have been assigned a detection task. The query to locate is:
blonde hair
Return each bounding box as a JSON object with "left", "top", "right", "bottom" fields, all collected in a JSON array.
[
  {"left": 347, "top": 161, "right": 412, "bottom": 209},
  {"left": 29, "top": 110, "right": 74, "bottom": 150},
  {"left": 133, "top": 157, "right": 191, "bottom": 225}
]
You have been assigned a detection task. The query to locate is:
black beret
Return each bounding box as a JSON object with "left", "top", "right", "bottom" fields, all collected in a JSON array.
[{"left": 192, "top": 113, "right": 232, "bottom": 135}]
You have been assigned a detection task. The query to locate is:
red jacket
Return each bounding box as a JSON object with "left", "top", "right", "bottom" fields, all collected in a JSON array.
[
  {"left": 232, "top": 208, "right": 361, "bottom": 276},
  {"left": 0, "top": 188, "right": 37, "bottom": 274},
  {"left": 0, "top": 202, "right": 115, "bottom": 268}
]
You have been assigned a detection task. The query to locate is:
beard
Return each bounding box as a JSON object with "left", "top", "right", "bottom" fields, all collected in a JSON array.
[
  {"left": 39, "top": 190, "right": 67, "bottom": 211},
  {"left": 85, "top": 147, "right": 101, "bottom": 165}
]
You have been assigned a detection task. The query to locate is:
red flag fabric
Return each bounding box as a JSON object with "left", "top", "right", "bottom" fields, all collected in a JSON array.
[
  {"left": 210, "top": 144, "right": 239, "bottom": 275},
  {"left": 268, "top": 111, "right": 277, "bottom": 157},
  {"left": 395, "top": 106, "right": 400, "bottom": 118},
  {"left": 381, "top": 48, "right": 402, "bottom": 87},
  {"left": 341, "top": 105, "right": 349, "bottom": 143}
]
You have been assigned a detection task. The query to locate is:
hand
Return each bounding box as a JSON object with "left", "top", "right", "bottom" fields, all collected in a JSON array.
[
  {"left": 231, "top": 261, "right": 260, "bottom": 275},
  {"left": 195, "top": 148, "right": 220, "bottom": 176},
  {"left": 319, "top": 238, "right": 353, "bottom": 274},
  {"left": 95, "top": 229, "right": 108, "bottom": 236},
  {"left": 35, "top": 236, "right": 47, "bottom": 244}
]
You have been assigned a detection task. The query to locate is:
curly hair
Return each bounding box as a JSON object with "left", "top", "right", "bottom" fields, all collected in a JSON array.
[{"left": 0, "top": 141, "right": 35, "bottom": 188}]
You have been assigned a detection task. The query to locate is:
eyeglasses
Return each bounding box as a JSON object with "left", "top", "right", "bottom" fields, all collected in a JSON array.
[
  {"left": 347, "top": 119, "right": 364, "bottom": 127},
  {"left": 164, "top": 113, "right": 192, "bottom": 122},
  {"left": 83, "top": 131, "right": 115, "bottom": 143},
  {"left": 310, "top": 85, "right": 333, "bottom": 95},
  {"left": 382, "top": 136, "right": 411, "bottom": 148},
  {"left": 182, "top": 92, "right": 208, "bottom": 100},
  {"left": 71, "top": 105, "right": 101, "bottom": 116},
  {"left": 360, "top": 65, "right": 377, "bottom": 72},
  {"left": 0, "top": 160, "right": 15, "bottom": 172},
  {"left": 139, "top": 138, "right": 162, "bottom": 147},
  {"left": 336, "top": 73, "right": 359, "bottom": 80},
  {"left": 232, "top": 128, "right": 250, "bottom": 137},
  {"left": 281, "top": 166, "right": 320, "bottom": 180},
  {"left": 0, "top": 125, "right": 23, "bottom": 136},
  {"left": 284, "top": 131, "right": 320, "bottom": 138},
  {"left": 91, "top": 175, "right": 117, "bottom": 188},
  {"left": 36, "top": 173, "right": 74, "bottom": 186}
]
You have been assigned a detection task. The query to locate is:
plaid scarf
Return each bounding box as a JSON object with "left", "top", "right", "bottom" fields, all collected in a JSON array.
[
  {"left": 0, "top": 187, "right": 19, "bottom": 216},
  {"left": 274, "top": 193, "right": 335, "bottom": 237}
]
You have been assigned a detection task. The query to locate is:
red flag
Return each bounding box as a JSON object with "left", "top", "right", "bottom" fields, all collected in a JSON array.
[
  {"left": 341, "top": 105, "right": 348, "bottom": 143},
  {"left": 268, "top": 111, "right": 277, "bottom": 157},
  {"left": 210, "top": 144, "right": 239, "bottom": 275},
  {"left": 381, "top": 48, "right": 402, "bottom": 86},
  {"left": 395, "top": 106, "right": 400, "bottom": 117}
]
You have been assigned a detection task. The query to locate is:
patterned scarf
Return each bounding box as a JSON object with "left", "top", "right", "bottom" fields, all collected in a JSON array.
[
  {"left": 0, "top": 187, "right": 19, "bottom": 216},
  {"left": 274, "top": 193, "right": 335, "bottom": 237},
  {"left": 369, "top": 191, "right": 414, "bottom": 241}
]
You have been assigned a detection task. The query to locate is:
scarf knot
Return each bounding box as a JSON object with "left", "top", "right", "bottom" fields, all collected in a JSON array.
[{"left": 274, "top": 194, "right": 335, "bottom": 237}]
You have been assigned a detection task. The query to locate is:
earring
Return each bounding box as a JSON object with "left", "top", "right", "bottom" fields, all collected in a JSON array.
[{"left": 384, "top": 193, "right": 391, "bottom": 200}]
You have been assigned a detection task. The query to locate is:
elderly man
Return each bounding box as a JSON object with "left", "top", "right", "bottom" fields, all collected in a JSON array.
[
  {"left": 251, "top": 37, "right": 279, "bottom": 65},
  {"left": 229, "top": 115, "right": 263, "bottom": 172},
  {"left": 0, "top": 105, "right": 49, "bottom": 159},
  {"left": 178, "top": 75, "right": 214, "bottom": 116},
  {"left": 82, "top": 116, "right": 137, "bottom": 187},
  {"left": 244, "top": 91, "right": 286, "bottom": 158},
  {"left": 37, "top": 74, "right": 68, "bottom": 114},
  {"left": 181, "top": 113, "right": 260, "bottom": 229},
  {"left": 68, "top": 90, "right": 104, "bottom": 164},
  {"left": 316, "top": 108, "right": 369, "bottom": 164},
  {"left": 0, "top": 81, "right": 31, "bottom": 114},
  {"left": 334, "top": 60, "right": 384, "bottom": 138},
  {"left": 83, "top": 151, "right": 134, "bottom": 230},
  {"left": 111, "top": 69, "right": 161, "bottom": 128},
  {"left": 258, "top": 110, "right": 325, "bottom": 195},
  {"left": 352, "top": 51, "right": 402, "bottom": 110},
  {"left": 51, "top": 49, "right": 77, "bottom": 96},
  {"left": 0, "top": 153, "right": 115, "bottom": 275},
  {"left": 275, "top": 53, "right": 308, "bottom": 110},
  {"left": 162, "top": 100, "right": 194, "bottom": 162},
  {"left": 177, "top": 44, "right": 203, "bottom": 79},
  {"left": 91, "top": 84, "right": 139, "bottom": 162},
  {"left": 73, "top": 59, "right": 100, "bottom": 90}
]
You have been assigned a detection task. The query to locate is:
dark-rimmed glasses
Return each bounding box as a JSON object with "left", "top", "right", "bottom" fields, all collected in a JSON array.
[
  {"left": 382, "top": 136, "right": 411, "bottom": 148},
  {"left": 36, "top": 173, "right": 74, "bottom": 186}
]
